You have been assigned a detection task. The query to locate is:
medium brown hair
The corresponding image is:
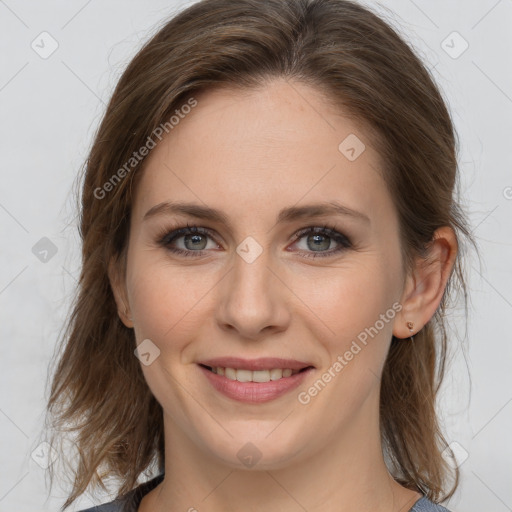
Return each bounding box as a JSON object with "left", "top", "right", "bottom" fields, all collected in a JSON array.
[{"left": 44, "top": 0, "right": 474, "bottom": 508}]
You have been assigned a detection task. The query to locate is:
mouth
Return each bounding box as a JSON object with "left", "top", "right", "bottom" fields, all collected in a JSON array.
[
  {"left": 196, "top": 358, "right": 315, "bottom": 403},
  {"left": 198, "top": 363, "right": 314, "bottom": 383}
]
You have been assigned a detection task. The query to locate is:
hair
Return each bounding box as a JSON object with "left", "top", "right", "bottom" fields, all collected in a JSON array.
[{"left": 44, "top": 0, "right": 475, "bottom": 509}]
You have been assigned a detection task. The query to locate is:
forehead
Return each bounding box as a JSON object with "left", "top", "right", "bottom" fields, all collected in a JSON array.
[{"left": 133, "top": 79, "right": 393, "bottom": 228}]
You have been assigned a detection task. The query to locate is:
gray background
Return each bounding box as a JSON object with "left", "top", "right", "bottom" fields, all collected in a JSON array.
[{"left": 0, "top": 1, "right": 511, "bottom": 511}]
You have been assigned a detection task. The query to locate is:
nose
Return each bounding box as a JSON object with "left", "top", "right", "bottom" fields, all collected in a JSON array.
[{"left": 215, "top": 243, "right": 291, "bottom": 341}]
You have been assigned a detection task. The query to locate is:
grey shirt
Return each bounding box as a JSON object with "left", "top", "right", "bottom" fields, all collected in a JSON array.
[{"left": 77, "top": 473, "right": 451, "bottom": 512}]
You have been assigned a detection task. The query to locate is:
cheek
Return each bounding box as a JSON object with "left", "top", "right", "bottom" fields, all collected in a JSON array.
[
  {"left": 293, "top": 258, "right": 399, "bottom": 344},
  {"left": 293, "top": 260, "right": 402, "bottom": 420},
  {"left": 126, "top": 253, "right": 219, "bottom": 346}
]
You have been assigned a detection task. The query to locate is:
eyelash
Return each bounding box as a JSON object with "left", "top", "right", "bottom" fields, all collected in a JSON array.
[{"left": 156, "top": 222, "right": 352, "bottom": 259}]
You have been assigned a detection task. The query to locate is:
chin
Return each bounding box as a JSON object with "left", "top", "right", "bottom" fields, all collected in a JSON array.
[{"left": 200, "top": 425, "right": 310, "bottom": 471}]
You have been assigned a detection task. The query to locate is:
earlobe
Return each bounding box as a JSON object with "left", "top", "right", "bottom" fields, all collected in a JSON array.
[
  {"left": 108, "top": 255, "right": 134, "bottom": 328},
  {"left": 393, "top": 226, "right": 458, "bottom": 340}
]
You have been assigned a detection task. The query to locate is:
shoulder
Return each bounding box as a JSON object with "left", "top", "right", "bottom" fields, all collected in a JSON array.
[
  {"left": 76, "top": 473, "right": 165, "bottom": 512},
  {"left": 76, "top": 499, "right": 125, "bottom": 512},
  {"left": 410, "top": 496, "right": 452, "bottom": 512},
  {"left": 77, "top": 503, "right": 123, "bottom": 512},
  {"left": 76, "top": 492, "right": 134, "bottom": 512}
]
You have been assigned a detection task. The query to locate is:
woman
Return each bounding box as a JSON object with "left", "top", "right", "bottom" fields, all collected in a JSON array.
[{"left": 45, "top": 0, "right": 474, "bottom": 510}]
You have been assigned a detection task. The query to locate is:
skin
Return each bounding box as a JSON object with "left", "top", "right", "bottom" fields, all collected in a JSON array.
[{"left": 109, "top": 78, "right": 457, "bottom": 512}]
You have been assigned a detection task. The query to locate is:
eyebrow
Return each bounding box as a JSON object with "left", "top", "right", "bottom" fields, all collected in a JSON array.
[{"left": 142, "top": 200, "right": 371, "bottom": 227}]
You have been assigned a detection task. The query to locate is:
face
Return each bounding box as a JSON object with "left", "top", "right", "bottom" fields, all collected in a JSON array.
[{"left": 113, "top": 78, "right": 408, "bottom": 469}]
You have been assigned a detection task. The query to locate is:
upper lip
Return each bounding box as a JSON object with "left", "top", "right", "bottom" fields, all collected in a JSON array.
[{"left": 198, "top": 357, "right": 314, "bottom": 371}]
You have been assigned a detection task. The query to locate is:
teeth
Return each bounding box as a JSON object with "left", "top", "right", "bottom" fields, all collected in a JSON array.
[
  {"left": 236, "top": 369, "right": 252, "bottom": 382},
  {"left": 210, "top": 366, "right": 300, "bottom": 382},
  {"left": 270, "top": 368, "right": 283, "bottom": 381},
  {"left": 254, "top": 370, "right": 272, "bottom": 382},
  {"left": 225, "top": 367, "right": 236, "bottom": 380}
]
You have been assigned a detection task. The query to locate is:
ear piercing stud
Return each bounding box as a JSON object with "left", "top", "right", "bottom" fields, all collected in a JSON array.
[{"left": 406, "top": 321, "right": 414, "bottom": 341}]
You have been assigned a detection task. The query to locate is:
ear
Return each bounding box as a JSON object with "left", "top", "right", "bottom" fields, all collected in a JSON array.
[
  {"left": 108, "top": 253, "right": 134, "bottom": 329},
  {"left": 393, "top": 226, "right": 458, "bottom": 339}
]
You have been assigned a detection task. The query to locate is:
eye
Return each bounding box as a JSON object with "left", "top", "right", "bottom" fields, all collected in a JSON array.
[
  {"left": 157, "top": 224, "right": 220, "bottom": 257},
  {"left": 289, "top": 225, "right": 352, "bottom": 258},
  {"left": 156, "top": 223, "right": 352, "bottom": 259}
]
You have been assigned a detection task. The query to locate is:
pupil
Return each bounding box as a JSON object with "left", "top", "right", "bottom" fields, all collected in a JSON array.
[
  {"left": 186, "top": 234, "right": 207, "bottom": 250},
  {"left": 309, "top": 234, "right": 329, "bottom": 251}
]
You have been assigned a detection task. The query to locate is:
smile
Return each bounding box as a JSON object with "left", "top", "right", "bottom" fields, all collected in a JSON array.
[{"left": 198, "top": 363, "right": 314, "bottom": 403}]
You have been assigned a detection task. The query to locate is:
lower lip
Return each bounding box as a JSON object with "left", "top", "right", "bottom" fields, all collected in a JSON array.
[{"left": 198, "top": 365, "right": 314, "bottom": 403}]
